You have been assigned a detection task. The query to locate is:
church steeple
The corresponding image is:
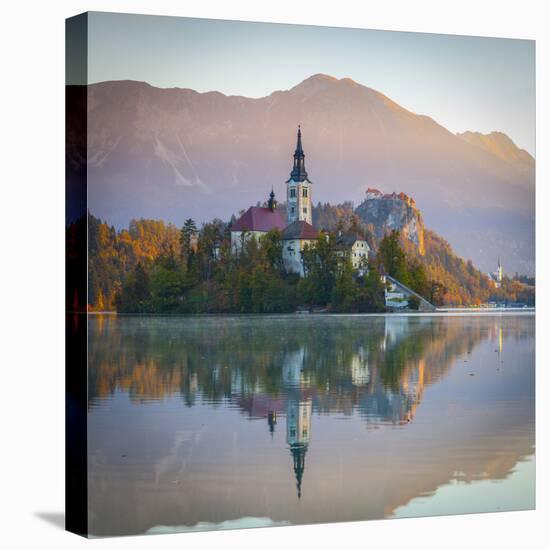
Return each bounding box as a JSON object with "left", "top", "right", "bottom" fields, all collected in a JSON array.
[
  {"left": 286, "top": 396, "right": 312, "bottom": 499},
  {"left": 290, "top": 444, "right": 307, "bottom": 499},
  {"left": 286, "top": 126, "right": 312, "bottom": 225},
  {"left": 289, "top": 125, "right": 308, "bottom": 183},
  {"left": 497, "top": 256, "right": 503, "bottom": 282}
]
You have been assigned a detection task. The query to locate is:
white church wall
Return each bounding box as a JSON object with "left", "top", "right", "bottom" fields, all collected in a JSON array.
[
  {"left": 230, "top": 230, "right": 266, "bottom": 254},
  {"left": 282, "top": 238, "right": 316, "bottom": 277},
  {"left": 351, "top": 240, "right": 370, "bottom": 271}
]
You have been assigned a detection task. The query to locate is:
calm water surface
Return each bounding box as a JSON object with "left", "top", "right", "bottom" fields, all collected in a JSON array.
[{"left": 87, "top": 313, "right": 535, "bottom": 536}]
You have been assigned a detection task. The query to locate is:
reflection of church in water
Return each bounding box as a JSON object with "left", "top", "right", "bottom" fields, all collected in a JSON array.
[
  {"left": 236, "top": 321, "right": 428, "bottom": 499},
  {"left": 264, "top": 350, "right": 313, "bottom": 499},
  {"left": 286, "top": 397, "right": 311, "bottom": 499}
]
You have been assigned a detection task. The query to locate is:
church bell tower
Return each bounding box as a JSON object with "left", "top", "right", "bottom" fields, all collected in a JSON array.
[{"left": 286, "top": 126, "right": 312, "bottom": 225}]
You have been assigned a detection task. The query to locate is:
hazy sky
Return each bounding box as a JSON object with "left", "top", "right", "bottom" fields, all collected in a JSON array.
[{"left": 86, "top": 11, "right": 535, "bottom": 155}]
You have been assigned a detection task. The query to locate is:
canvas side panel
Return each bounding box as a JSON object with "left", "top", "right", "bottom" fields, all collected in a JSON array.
[{"left": 65, "top": 12, "right": 88, "bottom": 538}]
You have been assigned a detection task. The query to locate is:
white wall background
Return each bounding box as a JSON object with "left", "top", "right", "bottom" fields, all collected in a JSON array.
[{"left": 0, "top": 1, "right": 546, "bottom": 548}]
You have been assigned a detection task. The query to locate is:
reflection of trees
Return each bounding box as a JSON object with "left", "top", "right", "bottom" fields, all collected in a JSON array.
[
  {"left": 88, "top": 315, "right": 524, "bottom": 419},
  {"left": 88, "top": 314, "right": 533, "bottom": 503}
]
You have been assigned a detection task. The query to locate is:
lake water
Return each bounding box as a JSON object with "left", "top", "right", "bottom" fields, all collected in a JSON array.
[{"left": 87, "top": 313, "right": 535, "bottom": 537}]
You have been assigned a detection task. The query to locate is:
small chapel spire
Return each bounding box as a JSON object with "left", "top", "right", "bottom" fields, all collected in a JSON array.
[{"left": 267, "top": 186, "right": 277, "bottom": 211}]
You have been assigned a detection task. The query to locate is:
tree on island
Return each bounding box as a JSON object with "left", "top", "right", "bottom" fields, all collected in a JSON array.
[
  {"left": 377, "top": 230, "right": 410, "bottom": 285},
  {"left": 116, "top": 262, "right": 152, "bottom": 313},
  {"left": 180, "top": 218, "right": 198, "bottom": 267},
  {"left": 300, "top": 232, "right": 338, "bottom": 305},
  {"left": 86, "top": 208, "right": 533, "bottom": 313}
]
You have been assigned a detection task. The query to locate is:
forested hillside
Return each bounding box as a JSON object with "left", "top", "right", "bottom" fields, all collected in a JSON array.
[{"left": 86, "top": 203, "right": 533, "bottom": 313}]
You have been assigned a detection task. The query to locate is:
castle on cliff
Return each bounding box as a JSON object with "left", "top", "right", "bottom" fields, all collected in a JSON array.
[{"left": 364, "top": 188, "right": 416, "bottom": 207}]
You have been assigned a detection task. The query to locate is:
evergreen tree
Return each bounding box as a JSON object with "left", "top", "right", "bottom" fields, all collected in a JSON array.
[
  {"left": 408, "top": 260, "right": 429, "bottom": 297},
  {"left": 331, "top": 259, "right": 358, "bottom": 312},
  {"left": 357, "top": 266, "right": 386, "bottom": 312},
  {"left": 133, "top": 262, "right": 151, "bottom": 311},
  {"left": 180, "top": 218, "right": 198, "bottom": 266},
  {"left": 261, "top": 229, "right": 284, "bottom": 273},
  {"left": 377, "top": 230, "right": 410, "bottom": 285},
  {"left": 301, "top": 232, "right": 338, "bottom": 305}
]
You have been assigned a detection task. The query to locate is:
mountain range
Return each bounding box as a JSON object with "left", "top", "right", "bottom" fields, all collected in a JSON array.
[{"left": 75, "top": 74, "right": 535, "bottom": 275}]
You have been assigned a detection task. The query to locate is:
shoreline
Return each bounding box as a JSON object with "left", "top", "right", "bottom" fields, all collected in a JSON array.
[{"left": 84, "top": 308, "right": 535, "bottom": 317}]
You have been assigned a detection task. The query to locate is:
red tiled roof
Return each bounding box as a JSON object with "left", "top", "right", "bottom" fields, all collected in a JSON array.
[
  {"left": 281, "top": 220, "right": 319, "bottom": 240},
  {"left": 231, "top": 206, "right": 286, "bottom": 232}
]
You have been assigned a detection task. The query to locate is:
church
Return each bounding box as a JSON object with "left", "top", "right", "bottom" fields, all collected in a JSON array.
[
  {"left": 230, "top": 126, "right": 368, "bottom": 276},
  {"left": 488, "top": 257, "right": 503, "bottom": 288}
]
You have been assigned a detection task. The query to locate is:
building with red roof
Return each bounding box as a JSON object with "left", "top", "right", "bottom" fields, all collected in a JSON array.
[
  {"left": 230, "top": 189, "right": 285, "bottom": 252},
  {"left": 365, "top": 188, "right": 383, "bottom": 200}
]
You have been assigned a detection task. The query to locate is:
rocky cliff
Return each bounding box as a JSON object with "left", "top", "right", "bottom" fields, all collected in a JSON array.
[{"left": 355, "top": 190, "right": 425, "bottom": 255}]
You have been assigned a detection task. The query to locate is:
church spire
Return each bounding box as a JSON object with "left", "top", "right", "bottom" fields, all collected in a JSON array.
[
  {"left": 290, "top": 444, "right": 307, "bottom": 499},
  {"left": 296, "top": 125, "right": 304, "bottom": 155},
  {"left": 289, "top": 125, "right": 308, "bottom": 182}
]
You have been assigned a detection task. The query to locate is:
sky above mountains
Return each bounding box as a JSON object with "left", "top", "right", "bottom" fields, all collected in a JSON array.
[{"left": 84, "top": 11, "right": 535, "bottom": 155}]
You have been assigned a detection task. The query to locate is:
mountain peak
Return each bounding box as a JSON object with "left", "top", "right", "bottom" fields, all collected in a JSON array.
[
  {"left": 290, "top": 73, "right": 365, "bottom": 95},
  {"left": 305, "top": 73, "right": 339, "bottom": 82},
  {"left": 457, "top": 130, "right": 534, "bottom": 172}
]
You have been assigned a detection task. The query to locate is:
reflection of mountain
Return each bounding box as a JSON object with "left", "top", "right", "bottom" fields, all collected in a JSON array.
[{"left": 87, "top": 314, "right": 534, "bottom": 536}]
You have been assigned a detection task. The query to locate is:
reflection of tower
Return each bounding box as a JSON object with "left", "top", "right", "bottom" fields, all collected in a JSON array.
[
  {"left": 498, "top": 323, "right": 503, "bottom": 363},
  {"left": 267, "top": 411, "right": 277, "bottom": 436},
  {"left": 282, "top": 348, "right": 309, "bottom": 387},
  {"left": 351, "top": 346, "right": 370, "bottom": 386},
  {"left": 400, "top": 359, "right": 425, "bottom": 423},
  {"left": 286, "top": 397, "right": 312, "bottom": 498},
  {"left": 383, "top": 317, "right": 410, "bottom": 351},
  {"left": 489, "top": 320, "right": 504, "bottom": 363}
]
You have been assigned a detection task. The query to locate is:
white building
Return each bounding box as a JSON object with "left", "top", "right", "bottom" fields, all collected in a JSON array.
[
  {"left": 488, "top": 257, "right": 503, "bottom": 288},
  {"left": 334, "top": 232, "right": 370, "bottom": 273},
  {"left": 382, "top": 275, "right": 437, "bottom": 312},
  {"left": 286, "top": 126, "right": 313, "bottom": 225},
  {"left": 384, "top": 276, "right": 409, "bottom": 309},
  {"left": 281, "top": 220, "right": 318, "bottom": 276}
]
